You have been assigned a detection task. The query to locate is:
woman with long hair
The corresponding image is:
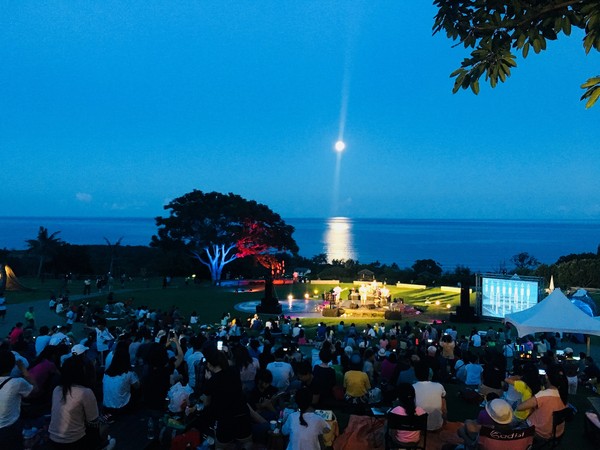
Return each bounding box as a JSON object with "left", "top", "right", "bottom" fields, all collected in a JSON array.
[
  {"left": 282, "top": 387, "right": 330, "bottom": 450},
  {"left": 49, "top": 357, "right": 115, "bottom": 449},
  {"left": 232, "top": 344, "right": 259, "bottom": 393},
  {"left": 517, "top": 365, "right": 569, "bottom": 441},
  {"left": 102, "top": 341, "right": 139, "bottom": 414},
  {"left": 389, "top": 383, "right": 426, "bottom": 444}
]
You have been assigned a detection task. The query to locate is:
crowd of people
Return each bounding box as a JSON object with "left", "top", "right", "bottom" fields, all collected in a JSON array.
[{"left": 1, "top": 296, "right": 599, "bottom": 450}]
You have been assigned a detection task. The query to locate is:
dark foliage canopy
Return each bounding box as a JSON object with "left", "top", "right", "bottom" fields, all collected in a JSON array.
[
  {"left": 433, "top": 0, "right": 600, "bottom": 107},
  {"left": 152, "top": 190, "right": 298, "bottom": 255}
]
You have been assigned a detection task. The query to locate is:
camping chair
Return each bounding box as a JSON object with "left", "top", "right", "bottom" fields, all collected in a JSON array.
[
  {"left": 478, "top": 425, "right": 535, "bottom": 450},
  {"left": 533, "top": 407, "right": 575, "bottom": 449},
  {"left": 385, "top": 412, "right": 428, "bottom": 450}
]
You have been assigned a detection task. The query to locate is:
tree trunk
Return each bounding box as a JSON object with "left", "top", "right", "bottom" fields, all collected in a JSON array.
[{"left": 37, "top": 256, "right": 45, "bottom": 280}]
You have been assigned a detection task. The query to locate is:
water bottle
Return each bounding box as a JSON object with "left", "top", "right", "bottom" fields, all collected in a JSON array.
[{"left": 147, "top": 417, "right": 154, "bottom": 440}]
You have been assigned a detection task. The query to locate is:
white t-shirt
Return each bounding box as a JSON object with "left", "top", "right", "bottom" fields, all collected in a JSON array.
[
  {"left": 102, "top": 371, "right": 139, "bottom": 409},
  {"left": 0, "top": 376, "right": 34, "bottom": 427},
  {"left": 266, "top": 361, "right": 294, "bottom": 391},
  {"left": 50, "top": 332, "right": 69, "bottom": 346},
  {"left": 413, "top": 381, "right": 446, "bottom": 431},
  {"left": 96, "top": 328, "right": 114, "bottom": 352},
  {"left": 49, "top": 385, "right": 99, "bottom": 444},
  {"left": 282, "top": 411, "right": 330, "bottom": 450},
  {"left": 185, "top": 351, "right": 204, "bottom": 389}
]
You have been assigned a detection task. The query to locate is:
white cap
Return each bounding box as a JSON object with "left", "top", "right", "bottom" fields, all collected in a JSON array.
[{"left": 71, "top": 344, "right": 89, "bottom": 355}]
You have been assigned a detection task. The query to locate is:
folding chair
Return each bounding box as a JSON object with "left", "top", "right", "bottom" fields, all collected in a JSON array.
[
  {"left": 478, "top": 425, "right": 535, "bottom": 450},
  {"left": 385, "top": 412, "right": 428, "bottom": 450},
  {"left": 534, "top": 407, "right": 575, "bottom": 449}
]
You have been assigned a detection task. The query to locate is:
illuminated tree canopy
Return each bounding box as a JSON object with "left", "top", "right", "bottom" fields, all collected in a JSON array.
[
  {"left": 433, "top": 0, "right": 600, "bottom": 107},
  {"left": 152, "top": 190, "right": 298, "bottom": 283}
]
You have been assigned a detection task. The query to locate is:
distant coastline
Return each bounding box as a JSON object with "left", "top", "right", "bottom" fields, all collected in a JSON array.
[{"left": 2, "top": 216, "right": 600, "bottom": 272}]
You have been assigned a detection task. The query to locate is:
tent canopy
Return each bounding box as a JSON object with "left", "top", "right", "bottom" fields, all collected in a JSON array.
[{"left": 504, "top": 289, "right": 600, "bottom": 337}]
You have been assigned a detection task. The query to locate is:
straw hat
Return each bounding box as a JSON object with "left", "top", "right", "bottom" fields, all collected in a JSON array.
[{"left": 485, "top": 399, "right": 513, "bottom": 425}]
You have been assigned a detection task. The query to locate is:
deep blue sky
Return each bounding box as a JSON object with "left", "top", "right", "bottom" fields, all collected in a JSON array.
[{"left": 2, "top": 2, "right": 599, "bottom": 220}]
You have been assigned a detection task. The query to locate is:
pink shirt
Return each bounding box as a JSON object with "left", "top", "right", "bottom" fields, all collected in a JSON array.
[
  {"left": 390, "top": 405, "right": 427, "bottom": 443},
  {"left": 526, "top": 389, "right": 566, "bottom": 439}
]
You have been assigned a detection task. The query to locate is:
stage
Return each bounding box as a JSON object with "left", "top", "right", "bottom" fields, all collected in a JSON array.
[{"left": 234, "top": 297, "right": 415, "bottom": 320}]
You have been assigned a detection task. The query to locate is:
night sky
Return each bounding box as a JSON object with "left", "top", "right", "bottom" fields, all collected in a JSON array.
[{"left": 2, "top": 2, "right": 599, "bottom": 220}]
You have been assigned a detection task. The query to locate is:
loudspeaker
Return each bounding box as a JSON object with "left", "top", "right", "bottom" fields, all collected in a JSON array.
[
  {"left": 450, "top": 306, "right": 478, "bottom": 323},
  {"left": 340, "top": 300, "right": 359, "bottom": 309},
  {"left": 322, "top": 308, "right": 343, "bottom": 317},
  {"left": 460, "top": 287, "right": 470, "bottom": 309},
  {"left": 384, "top": 311, "right": 403, "bottom": 321}
]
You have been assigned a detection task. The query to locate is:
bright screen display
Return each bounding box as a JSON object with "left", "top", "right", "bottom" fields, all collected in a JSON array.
[{"left": 481, "top": 277, "right": 539, "bottom": 319}]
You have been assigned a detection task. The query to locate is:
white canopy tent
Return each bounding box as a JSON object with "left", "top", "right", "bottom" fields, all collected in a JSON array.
[{"left": 504, "top": 289, "right": 600, "bottom": 338}]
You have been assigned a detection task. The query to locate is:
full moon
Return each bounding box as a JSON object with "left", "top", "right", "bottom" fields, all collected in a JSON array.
[{"left": 334, "top": 140, "right": 346, "bottom": 152}]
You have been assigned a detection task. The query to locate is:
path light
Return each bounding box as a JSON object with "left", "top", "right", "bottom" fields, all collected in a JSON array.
[
  {"left": 304, "top": 293, "right": 310, "bottom": 299},
  {"left": 435, "top": 300, "right": 440, "bottom": 306},
  {"left": 287, "top": 294, "right": 293, "bottom": 301},
  {"left": 446, "top": 304, "right": 452, "bottom": 309}
]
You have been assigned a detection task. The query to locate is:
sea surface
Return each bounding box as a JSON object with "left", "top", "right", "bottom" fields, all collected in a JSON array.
[{"left": 1, "top": 216, "right": 599, "bottom": 272}]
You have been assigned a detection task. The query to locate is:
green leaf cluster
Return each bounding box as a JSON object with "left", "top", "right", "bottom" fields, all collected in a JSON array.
[{"left": 433, "top": 0, "right": 600, "bottom": 107}]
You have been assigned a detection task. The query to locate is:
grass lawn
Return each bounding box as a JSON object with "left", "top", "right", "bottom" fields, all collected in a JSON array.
[
  {"left": 6, "top": 277, "right": 598, "bottom": 347},
  {"left": 6, "top": 277, "right": 463, "bottom": 329}
]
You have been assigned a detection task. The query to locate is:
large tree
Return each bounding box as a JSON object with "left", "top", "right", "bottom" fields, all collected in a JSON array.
[
  {"left": 26, "top": 226, "right": 64, "bottom": 279},
  {"left": 433, "top": 0, "right": 600, "bottom": 107},
  {"left": 152, "top": 190, "right": 298, "bottom": 283}
]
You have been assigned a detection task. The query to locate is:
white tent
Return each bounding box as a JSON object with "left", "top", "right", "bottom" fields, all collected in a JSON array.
[{"left": 504, "top": 289, "right": 600, "bottom": 337}]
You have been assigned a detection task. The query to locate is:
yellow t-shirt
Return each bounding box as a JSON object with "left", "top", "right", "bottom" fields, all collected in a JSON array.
[
  {"left": 344, "top": 370, "right": 371, "bottom": 398},
  {"left": 514, "top": 380, "right": 533, "bottom": 420}
]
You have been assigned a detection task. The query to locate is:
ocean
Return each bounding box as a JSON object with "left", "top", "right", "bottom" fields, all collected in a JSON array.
[{"left": 1, "top": 216, "right": 599, "bottom": 272}]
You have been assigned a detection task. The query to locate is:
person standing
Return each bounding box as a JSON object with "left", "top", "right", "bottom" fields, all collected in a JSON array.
[
  {"left": 83, "top": 279, "right": 92, "bottom": 296},
  {"left": 24, "top": 306, "right": 36, "bottom": 330},
  {"left": 93, "top": 318, "right": 114, "bottom": 367}
]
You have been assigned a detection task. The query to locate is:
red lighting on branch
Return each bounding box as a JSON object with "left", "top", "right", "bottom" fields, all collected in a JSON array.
[{"left": 236, "top": 221, "right": 286, "bottom": 276}]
